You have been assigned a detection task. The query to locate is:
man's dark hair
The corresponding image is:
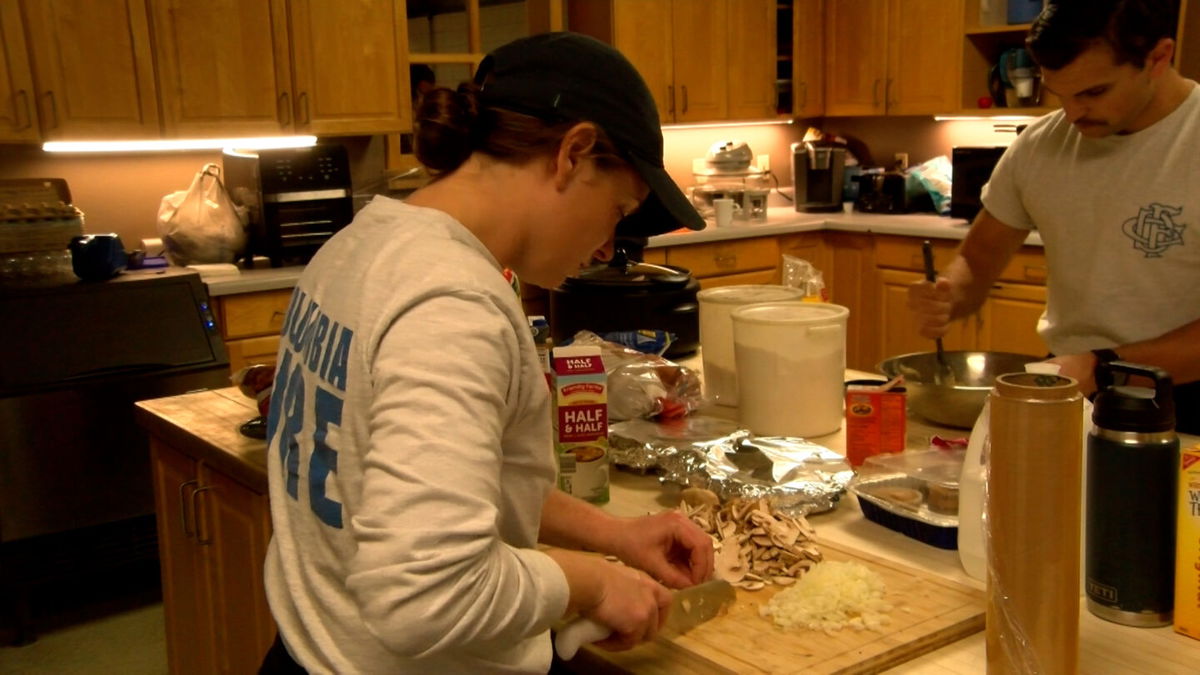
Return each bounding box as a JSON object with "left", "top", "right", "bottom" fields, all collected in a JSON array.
[{"left": 1027, "top": 0, "right": 1180, "bottom": 70}]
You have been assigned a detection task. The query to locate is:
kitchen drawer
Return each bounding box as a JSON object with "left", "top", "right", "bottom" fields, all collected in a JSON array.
[
  {"left": 217, "top": 289, "right": 292, "bottom": 340},
  {"left": 666, "top": 237, "right": 780, "bottom": 278},
  {"left": 225, "top": 335, "right": 281, "bottom": 374},
  {"left": 874, "top": 235, "right": 958, "bottom": 272},
  {"left": 874, "top": 235, "right": 1047, "bottom": 286},
  {"left": 697, "top": 268, "right": 781, "bottom": 289}
]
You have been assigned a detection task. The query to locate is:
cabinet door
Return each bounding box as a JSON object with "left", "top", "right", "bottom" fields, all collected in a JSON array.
[
  {"left": 885, "top": 0, "right": 961, "bottom": 115},
  {"left": 877, "top": 268, "right": 972, "bottom": 362},
  {"left": 975, "top": 282, "right": 1047, "bottom": 356},
  {"left": 825, "top": 232, "right": 876, "bottom": 371},
  {"left": 200, "top": 466, "right": 275, "bottom": 675},
  {"left": 150, "top": 442, "right": 217, "bottom": 675},
  {"left": 825, "top": 0, "right": 888, "bottom": 116},
  {"left": 793, "top": 0, "right": 825, "bottom": 117},
  {"left": 671, "top": 0, "right": 728, "bottom": 122},
  {"left": 611, "top": 0, "right": 675, "bottom": 122},
  {"left": 289, "top": 0, "right": 411, "bottom": 135},
  {"left": 20, "top": 0, "right": 159, "bottom": 139},
  {"left": 727, "top": 0, "right": 776, "bottom": 119},
  {"left": 0, "top": 1, "right": 38, "bottom": 142},
  {"left": 151, "top": 0, "right": 293, "bottom": 137}
]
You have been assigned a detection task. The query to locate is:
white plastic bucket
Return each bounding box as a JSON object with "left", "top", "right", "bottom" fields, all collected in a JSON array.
[
  {"left": 697, "top": 285, "right": 805, "bottom": 406},
  {"left": 731, "top": 302, "right": 849, "bottom": 437}
]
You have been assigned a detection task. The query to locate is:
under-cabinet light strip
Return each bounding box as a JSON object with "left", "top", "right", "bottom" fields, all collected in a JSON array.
[
  {"left": 933, "top": 115, "right": 1039, "bottom": 122},
  {"left": 662, "top": 119, "right": 795, "bottom": 131},
  {"left": 43, "top": 136, "right": 319, "bottom": 153}
]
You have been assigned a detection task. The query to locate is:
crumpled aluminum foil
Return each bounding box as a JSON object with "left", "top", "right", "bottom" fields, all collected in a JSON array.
[{"left": 608, "top": 416, "right": 854, "bottom": 516}]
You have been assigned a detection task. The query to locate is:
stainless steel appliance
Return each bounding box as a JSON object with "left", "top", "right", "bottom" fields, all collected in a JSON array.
[
  {"left": 690, "top": 140, "right": 771, "bottom": 223},
  {"left": 223, "top": 144, "right": 354, "bottom": 267},
  {"left": 0, "top": 268, "right": 229, "bottom": 643},
  {"left": 791, "top": 142, "right": 845, "bottom": 213},
  {"left": 950, "top": 146, "right": 1006, "bottom": 220}
]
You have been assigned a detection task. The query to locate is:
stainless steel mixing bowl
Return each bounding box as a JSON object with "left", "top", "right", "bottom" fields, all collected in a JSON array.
[{"left": 877, "top": 351, "right": 1042, "bottom": 428}]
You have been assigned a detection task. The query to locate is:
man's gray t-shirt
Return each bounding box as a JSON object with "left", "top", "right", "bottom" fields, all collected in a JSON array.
[{"left": 982, "top": 83, "right": 1200, "bottom": 356}]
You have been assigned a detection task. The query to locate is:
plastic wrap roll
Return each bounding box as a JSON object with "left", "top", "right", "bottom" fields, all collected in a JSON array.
[{"left": 985, "top": 372, "right": 1083, "bottom": 674}]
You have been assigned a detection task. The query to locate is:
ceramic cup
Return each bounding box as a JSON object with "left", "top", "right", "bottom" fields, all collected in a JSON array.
[{"left": 714, "top": 198, "right": 736, "bottom": 228}]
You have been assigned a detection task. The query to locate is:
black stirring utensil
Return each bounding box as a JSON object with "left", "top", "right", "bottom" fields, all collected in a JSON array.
[{"left": 921, "top": 240, "right": 951, "bottom": 385}]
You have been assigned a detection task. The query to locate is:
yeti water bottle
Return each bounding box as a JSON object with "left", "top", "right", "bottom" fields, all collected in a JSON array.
[{"left": 1085, "top": 361, "right": 1179, "bottom": 627}]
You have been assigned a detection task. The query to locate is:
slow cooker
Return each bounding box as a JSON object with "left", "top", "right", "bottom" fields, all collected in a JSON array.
[{"left": 549, "top": 258, "right": 700, "bottom": 358}]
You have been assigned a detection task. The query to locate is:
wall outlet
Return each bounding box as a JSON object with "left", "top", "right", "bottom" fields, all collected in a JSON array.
[
  {"left": 894, "top": 152, "right": 909, "bottom": 170},
  {"left": 757, "top": 154, "right": 771, "bottom": 172}
]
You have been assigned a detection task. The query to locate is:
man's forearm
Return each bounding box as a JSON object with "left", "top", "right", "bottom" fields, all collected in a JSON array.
[
  {"left": 1111, "top": 316, "right": 1200, "bottom": 385},
  {"left": 947, "top": 209, "right": 1031, "bottom": 320}
]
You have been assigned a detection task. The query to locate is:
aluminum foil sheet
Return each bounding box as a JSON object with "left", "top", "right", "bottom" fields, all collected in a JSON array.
[{"left": 608, "top": 417, "right": 854, "bottom": 515}]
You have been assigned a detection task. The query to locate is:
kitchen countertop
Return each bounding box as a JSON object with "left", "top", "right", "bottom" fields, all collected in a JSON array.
[
  {"left": 203, "top": 209, "right": 1043, "bottom": 297},
  {"left": 136, "top": 362, "right": 1199, "bottom": 674}
]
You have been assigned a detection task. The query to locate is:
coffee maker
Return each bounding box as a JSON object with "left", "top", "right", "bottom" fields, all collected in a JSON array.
[{"left": 791, "top": 142, "right": 845, "bottom": 213}]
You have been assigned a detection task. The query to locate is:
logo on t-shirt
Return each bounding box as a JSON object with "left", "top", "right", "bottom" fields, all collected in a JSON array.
[{"left": 1122, "top": 203, "right": 1185, "bottom": 257}]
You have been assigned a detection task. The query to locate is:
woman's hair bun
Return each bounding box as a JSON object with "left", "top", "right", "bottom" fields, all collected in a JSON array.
[{"left": 414, "top": 84, "right": 482, "bottom": 175}]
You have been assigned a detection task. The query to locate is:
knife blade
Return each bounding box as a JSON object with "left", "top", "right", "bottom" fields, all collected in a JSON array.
[
  {"left": 662, "top": 578, "right": 737, "bottom": 636},
  {"left": 554, "top": 579, "right": 737, "bottom": 660}
]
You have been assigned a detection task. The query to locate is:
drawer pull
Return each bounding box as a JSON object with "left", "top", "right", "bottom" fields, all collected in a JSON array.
[
  {"left": 1023, "top": 265, "right": 1047, "bottom": 282},
  {"left": 192, "top": 485, "right": 216, "bottom": 546},
  {"left": 179, "top": 479, "right": 199, "bottom": 538}
]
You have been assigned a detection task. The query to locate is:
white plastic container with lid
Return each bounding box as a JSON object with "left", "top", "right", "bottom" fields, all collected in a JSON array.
[
  {"left": 697, "top": 285, "right": 805, "bottom": 406},
  {"left": 730, "top": 302, "right": 849, "bottom": 437},
  {"left": 958, "top": 361, "right": 1093, "bottom": 588}
]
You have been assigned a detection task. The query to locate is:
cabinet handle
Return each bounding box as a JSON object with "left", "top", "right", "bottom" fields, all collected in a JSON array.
[
  {"left": 278, "top": 92, "right": 291, "bottom": 126},
  {"left": 43, "top": 90, "right": 58, "bottom": 129},
  {"left": 15, "top": 90, "right": 31, "bottom": 130},
  {"left": 714, "top": 253, "right": 737, "bottom": 269},
  {"left": 682, "top": 85, "right": 688, "bottom": 114},
  {"left": 799, "top": 81, "right": 808, "bottom": 110},
  {"left": 1023, "top": 265, "right": 1048, "bottom": 282},
  {"left": 178, "top": 479, "right": 199, "bottom": 538},
  {"left": 298, "top": 92, "right": 310, "bottom": 125},
  {"left": 872, "top": 79, "right": 881, "bottom": 107},
  {"left": 192, "top": 485, "right": 216, "bottom": 546}
]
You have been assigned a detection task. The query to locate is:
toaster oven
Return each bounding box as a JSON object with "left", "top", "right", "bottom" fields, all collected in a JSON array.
[{"left": 223, "top": 144, "right": 354, "bottom": 267}]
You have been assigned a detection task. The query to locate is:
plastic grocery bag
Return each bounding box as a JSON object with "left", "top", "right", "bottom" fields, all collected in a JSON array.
[{"left": 156, "top": 163, "right": 247, "bottom": 265}]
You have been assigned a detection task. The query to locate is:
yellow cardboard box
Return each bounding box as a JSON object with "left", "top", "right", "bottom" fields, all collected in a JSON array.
[{"left": 1176, "top": 445, "right": 1200, "bottom": 640}]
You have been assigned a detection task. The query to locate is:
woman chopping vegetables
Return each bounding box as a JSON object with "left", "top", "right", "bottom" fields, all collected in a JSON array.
[{"left": 259, "top": 32, "right": 714, "bottom": 673}]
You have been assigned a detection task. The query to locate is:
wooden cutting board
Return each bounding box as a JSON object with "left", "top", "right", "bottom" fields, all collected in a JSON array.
[{"left": 569, "top": 540, "right": 985, "bottom": 674}]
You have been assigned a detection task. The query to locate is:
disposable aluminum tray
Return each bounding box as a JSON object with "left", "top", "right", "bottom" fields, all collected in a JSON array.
[{"left": 850, "top": 474, "right": 958, "bottom": 550}]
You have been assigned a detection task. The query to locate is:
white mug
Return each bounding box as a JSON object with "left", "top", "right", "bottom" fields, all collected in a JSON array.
[{"left": 714, "top": 198, "right": 736, "bottom": 228}]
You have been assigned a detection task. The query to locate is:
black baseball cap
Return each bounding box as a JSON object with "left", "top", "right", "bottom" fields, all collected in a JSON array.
[{"left": 474, "top": 32, "right": 704, "bottom": 237}]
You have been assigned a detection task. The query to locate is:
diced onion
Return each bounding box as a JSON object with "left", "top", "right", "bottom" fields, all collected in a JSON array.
[{"left": 760, "top": 561, "right": 892, "bottom": 632}]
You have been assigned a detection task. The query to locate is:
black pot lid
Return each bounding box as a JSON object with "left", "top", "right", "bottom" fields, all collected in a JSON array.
[{"left": 562, "top": 261, "right": 692, "bottom": 288}]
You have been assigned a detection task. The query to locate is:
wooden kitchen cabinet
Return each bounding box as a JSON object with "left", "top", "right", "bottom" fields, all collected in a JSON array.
[
  {"left": 20, "top": 0, "right": 160, "bottom": 140},
  {"left": 215, "top": 288, "right": 292, "bottom": 374},
  {"left": 873, "top": 234, "right": 1047, "bottom": 361},
  {"left": 569, "top": 0, "right": 776, "bottom": 123},
  {"left": 665, "top": 236, "right": 782, "bottom": 287},
  {"left": 792, "top": 0, "right": 826, "bottom": 117},
  {"left": 151, "top": 439, "right": 274, "bottom": 675},
  {"left": 152, "top": 0, "right": 411, "bottom": 138},
  {"left": 825, "top": 0, "right": 961, "bottom": 116},
  {"left": 0, "top": 1, "right": 37, "bottom": 142}
]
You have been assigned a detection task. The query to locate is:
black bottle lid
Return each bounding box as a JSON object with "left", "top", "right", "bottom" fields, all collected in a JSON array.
[{"left": 1092, "top": 361, "right": 1175, "bottom": 432}]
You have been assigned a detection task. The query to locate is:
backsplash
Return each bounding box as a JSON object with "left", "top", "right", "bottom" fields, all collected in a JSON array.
[{"left": 0, "top": 116, "right": 1020, "bottom": 249}]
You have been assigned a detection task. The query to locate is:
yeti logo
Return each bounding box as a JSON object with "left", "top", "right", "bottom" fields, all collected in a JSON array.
[{"left": 1121, "top": 203, "right": 1185, "bottom": 257}]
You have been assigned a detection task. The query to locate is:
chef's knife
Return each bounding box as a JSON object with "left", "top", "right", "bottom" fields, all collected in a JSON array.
[{"left": 554, "top": 579, "right": 737, "bottom": 660}]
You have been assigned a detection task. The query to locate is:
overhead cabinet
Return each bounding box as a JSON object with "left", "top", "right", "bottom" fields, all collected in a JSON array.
[
  {"left": 0, "top": 1, "right": 37, "bottom": 142},
  {"left": 825, "top": 0, "right": 961, "bottom": 116},
  {"left": 12, "top": 0, "right": 411, "bottom": 141},
  {"left": 152, "top": 0, "right": 412, "bottom": 137},
  {"left": 20, "top": 0, "right": 160, "bottom": 140},
  {"left": 569, "top": 0, "right": 777, "bottom": 123},
  {"left": 791, "top": 0, "right": 825, "bottom": 117}
]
